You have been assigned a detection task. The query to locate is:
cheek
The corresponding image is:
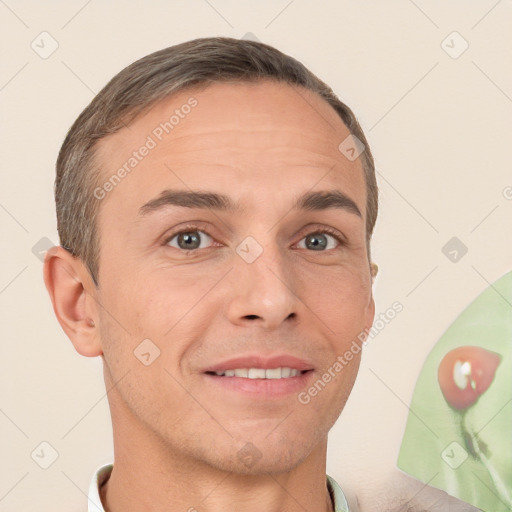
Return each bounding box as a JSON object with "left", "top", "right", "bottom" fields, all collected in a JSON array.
[
  {"left": 304, "top": 352, "right": 362, "bottom": 433},
  {"left": 97, "top": 306, "right": 190, "bottom": 422},
  {"left": 98, "top": 266, "right": 177, "bottom": 336},
  {"left": 97, "top": 265, "right": 223, "bottom": 381},
  {"left": 301, "top": 266, "right": 372, "bottom": 327}
]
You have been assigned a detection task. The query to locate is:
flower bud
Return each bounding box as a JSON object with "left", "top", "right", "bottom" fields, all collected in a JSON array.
[{"left": 438, "top": 346, "right": 501, "bottom": 410}]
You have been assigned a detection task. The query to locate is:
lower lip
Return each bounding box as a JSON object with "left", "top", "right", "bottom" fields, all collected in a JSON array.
[{"left": 203, "top": 371, "right": 314, "bottom": 399}]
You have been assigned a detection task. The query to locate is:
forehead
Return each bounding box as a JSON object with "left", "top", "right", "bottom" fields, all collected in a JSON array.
[{"left": 93, "top": 80, "right": 366, "bottom": 219}]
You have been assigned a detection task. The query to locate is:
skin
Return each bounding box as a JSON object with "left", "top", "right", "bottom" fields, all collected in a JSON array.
[{"left": 44, "top": 80, "right": 376, "bottom": 512}]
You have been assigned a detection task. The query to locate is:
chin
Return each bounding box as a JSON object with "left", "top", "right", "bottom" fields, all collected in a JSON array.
[
  {"left": 212, "top": 448, "right": 312, "bottom": 476},
  {"left": 212, "top": 429, "right": 323, "bottom": 476}
]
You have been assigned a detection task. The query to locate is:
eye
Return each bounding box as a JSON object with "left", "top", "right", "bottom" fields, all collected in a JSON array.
[
  {"left": 296, "top": 229, "right": 344, "bottom": 251},
  {"left": 163, "top": 225, "right": 345, "bottom": 253},
  {"left": 165, "top": 229, "right": 214, "bottom": 251}
]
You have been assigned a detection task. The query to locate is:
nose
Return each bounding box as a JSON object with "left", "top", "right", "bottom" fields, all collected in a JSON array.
[{"left": 225, "top": 240, "right": 299, "bottom": 331}]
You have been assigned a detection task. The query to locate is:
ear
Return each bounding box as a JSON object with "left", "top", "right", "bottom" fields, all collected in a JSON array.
[
  {"left": 43, "top": 246, "right": 102, "bottom": 357},
  {"left": 365, "top": 292, "right": 376, "bottom": 333},
  {"left": 364, "top": 262, "right": 378, "bottom": 332},
  {"left": 370, "top": 262, "right": 379, "bottom": 283}
]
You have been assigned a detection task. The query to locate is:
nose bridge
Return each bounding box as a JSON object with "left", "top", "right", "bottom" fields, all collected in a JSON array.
[{"left": 227, "top": 231, "right": 298, "bottom": 328}]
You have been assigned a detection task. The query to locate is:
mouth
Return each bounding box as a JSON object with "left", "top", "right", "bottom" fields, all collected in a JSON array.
[
  {"left": 203, "top": 368, "right": 315, "bottom": 399},
  {"left": 202, "top": 354, "right": 315, "bottom": 398},
  {"left": 205, "top": 367, "right": 311, "bottom": 379}
]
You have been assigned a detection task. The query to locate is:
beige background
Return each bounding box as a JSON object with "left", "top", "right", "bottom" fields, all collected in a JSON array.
[{"left": 1, "top": 1, "right": 511, "bottom": 510}]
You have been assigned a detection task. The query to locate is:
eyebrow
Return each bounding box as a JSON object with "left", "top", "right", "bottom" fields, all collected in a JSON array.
[{"left": 139, "top": 189, "right": 362, "bottom": 218}]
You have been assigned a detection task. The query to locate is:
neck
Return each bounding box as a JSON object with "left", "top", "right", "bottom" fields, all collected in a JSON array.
[
  {"left": 100, "top": 395, "right": 335, "bottom": 512},
  {"left": 101, "top": 471, "right": 335, "bottom": 512}
]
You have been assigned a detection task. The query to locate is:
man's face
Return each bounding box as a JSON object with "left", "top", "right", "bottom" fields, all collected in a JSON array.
[{"left": 92, "top": 80, "right": 375, "bottom": 474}]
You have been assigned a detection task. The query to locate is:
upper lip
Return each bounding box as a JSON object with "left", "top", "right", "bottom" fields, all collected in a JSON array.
[{"left": 203, "top": 354, "right": 315, "bottom": 373}]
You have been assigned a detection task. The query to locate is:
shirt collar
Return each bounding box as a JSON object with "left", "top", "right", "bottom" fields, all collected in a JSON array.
[
  {"left": 326, "top": 474, "right": 350, "bottom": 511},
  {"left": 88, "top": 464, "right": 349, "bottom": 512},
  {"left": 88, "top": 463, "right": 112, "bottom": 512}
]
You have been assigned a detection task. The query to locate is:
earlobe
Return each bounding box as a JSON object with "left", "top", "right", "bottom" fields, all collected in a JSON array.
[{"left": 43, "top": 246, "right": 102, "bottom": 357}]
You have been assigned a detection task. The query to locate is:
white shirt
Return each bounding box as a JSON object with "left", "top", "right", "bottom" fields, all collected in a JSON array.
[{"left": 88, "top": 463, "right": 350, "bottom": 511}]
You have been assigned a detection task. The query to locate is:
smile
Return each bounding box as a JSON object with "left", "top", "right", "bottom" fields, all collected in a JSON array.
[{"left": 207, "top": 367, "right": 308, "bottom": 379}]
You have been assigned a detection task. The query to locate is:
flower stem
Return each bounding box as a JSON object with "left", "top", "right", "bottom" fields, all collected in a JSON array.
[{"left": 462, "top": 413, "right": 512, "bottom": 508}]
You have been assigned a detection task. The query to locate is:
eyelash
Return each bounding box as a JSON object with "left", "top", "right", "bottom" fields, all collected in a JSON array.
[{"left": 163, "top": 224, "right": 346, "bottom": 254}]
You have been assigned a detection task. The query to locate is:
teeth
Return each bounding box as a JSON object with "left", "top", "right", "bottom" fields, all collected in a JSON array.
[
  {"left": 248, "top": 368, "right": 266, "bottom": 379},
  {"left": 212, "top": 367, "right": 303, "bottom": 379},
  {"left": 265, "top": 368, "right": 282, "bottom": 379}
]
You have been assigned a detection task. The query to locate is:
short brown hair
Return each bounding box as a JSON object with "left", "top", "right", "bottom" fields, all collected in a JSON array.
[{"left": 56, "top": 36, "right": 378, "bottom": 285}]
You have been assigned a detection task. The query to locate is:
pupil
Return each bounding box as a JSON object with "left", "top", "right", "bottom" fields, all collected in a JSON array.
[
  {"left": 306, "top": 233, "right": 327, "bottom": 251},
  {"left": 179, "top": 232, "right": 200, "bottom": 250}
]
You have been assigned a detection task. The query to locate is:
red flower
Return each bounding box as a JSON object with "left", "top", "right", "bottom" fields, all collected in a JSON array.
[{"left": 438, "top": 346, "right": 501, "bottom": 410}]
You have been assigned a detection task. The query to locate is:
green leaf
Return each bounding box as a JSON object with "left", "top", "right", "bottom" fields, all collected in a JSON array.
[{"left": 397, "top": 271, "right": 512, "bottom": 511}]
